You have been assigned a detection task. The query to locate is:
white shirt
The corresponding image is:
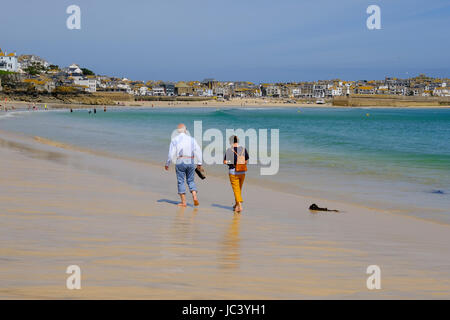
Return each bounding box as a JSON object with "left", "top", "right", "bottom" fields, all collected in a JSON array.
[{"left": 166, "top": 133, "right": 202, "bottom": 166}]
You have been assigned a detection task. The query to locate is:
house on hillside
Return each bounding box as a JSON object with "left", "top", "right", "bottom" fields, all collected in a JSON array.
[
  {"left": 0, "top": 49, "right": 18, "bottom": 72},
  {"left": 18, "top": 55, "right": 50, "bottom": 71},
  {"left": 73, "top": 77, "right": 97, "bottom": 92},
  {"left": 66, "top": 63, "right": 83, "bottom": 76}
]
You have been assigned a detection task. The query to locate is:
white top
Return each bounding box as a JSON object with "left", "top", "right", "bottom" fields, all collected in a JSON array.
[{"left": 166, "top": 133, "right": 202, "bottom": 166}]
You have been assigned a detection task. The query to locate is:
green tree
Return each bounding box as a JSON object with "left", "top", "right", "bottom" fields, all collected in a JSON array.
[
  {"left": 47, "top": 64, "right": 60, "bottom": 71},
  {"left": 24, "top": 62, "right": 45, "bottom": 75},
  {"left": 81, "top": 68, "right": 95, "bottom": 76}
]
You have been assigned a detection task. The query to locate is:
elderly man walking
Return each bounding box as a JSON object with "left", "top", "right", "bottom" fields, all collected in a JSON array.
[{"left": 165, "top": 124, "right": 203, "bottom": 207}]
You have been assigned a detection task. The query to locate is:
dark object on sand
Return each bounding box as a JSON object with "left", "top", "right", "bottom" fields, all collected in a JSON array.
[
  {"left": 195, "top": 167, "right": 206, "bottom": 180},
  {"left": 309, "top": 203, "right": 339, "bottom": 212}
]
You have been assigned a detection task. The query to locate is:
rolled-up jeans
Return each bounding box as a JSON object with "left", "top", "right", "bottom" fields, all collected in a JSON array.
[{"left": 175, "top": 162, "right": 197, "bottom": 194}]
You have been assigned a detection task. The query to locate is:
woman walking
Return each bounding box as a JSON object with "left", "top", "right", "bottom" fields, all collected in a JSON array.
[{"left": 224, "top": 136, "right": 249, "bottom": 213}]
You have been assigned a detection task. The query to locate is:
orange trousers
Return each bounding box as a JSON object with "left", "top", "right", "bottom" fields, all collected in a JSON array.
[{"left": 229, "top": 174, "right": 245, "bottom": 203}]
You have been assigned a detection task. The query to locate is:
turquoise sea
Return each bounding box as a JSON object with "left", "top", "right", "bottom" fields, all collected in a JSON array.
[{"left": 1, "top": 107, "right": 449, "bottom": 223}]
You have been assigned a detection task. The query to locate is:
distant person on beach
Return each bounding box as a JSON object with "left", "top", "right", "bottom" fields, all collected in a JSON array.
[
  {"left": 165, "top": 123, "right": 203, "bottom": 207},
  {"left": 94, "top": 108, "right": 97, "bottom": 114},
  {"left": 224, "top": 135, "right": 249, "bottom": 213},
  {"left": 70, "top": 108, "right": 73, "bottom": 113},
  {"left": 104, "top": 106, "right": 107, "bottom": 112}
]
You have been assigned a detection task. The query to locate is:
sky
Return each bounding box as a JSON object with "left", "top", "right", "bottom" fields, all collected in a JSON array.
[{"left": 1, "top": 0, "right": 449, "bottom": 82}]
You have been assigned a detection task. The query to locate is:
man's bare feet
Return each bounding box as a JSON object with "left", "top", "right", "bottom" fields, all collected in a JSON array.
[
  {"left": 178, "top": 194, "right": 187, "bottom": 207},
  {"left": 235, "top": 202, "right": 243, "bottom": 213}
]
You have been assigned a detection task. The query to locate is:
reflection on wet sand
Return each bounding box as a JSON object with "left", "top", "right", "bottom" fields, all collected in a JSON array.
[
  {"left": 219, "top": 213, "right": 241, "bottom": 269},
  {"left": 170, "top": 207, "right": 198, "bottom": 246},
  {"left": 2, "top": 130, "right": 450, "bottom": 299},
  {"left": 0, "top": 137, "right": 67, "bottom": 164}
]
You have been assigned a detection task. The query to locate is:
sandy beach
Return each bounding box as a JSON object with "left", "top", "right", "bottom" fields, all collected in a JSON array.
[
  {"left": 2, "top": 0, "right": 449, "bottom": 304},
  {"left": 0, "top": 128, "right": 449, "bottom": 299},
  {"left": 3, "top": 98, "right": 450, "bottom": 110}
]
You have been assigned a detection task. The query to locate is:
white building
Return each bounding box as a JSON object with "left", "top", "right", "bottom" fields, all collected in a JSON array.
[
  {"left": 264, "top": 85, "right": 281, "bottom": 97},
  {"left": 151, "top": 87, "right": 165, "bottom": 96},
  {"left": 0, "top": 49, "right": 18, "bottom": 72},
  {"left": 214, "top": 87, "right": 231, "bottom": 97},
  {"left": 67, "top": 63, "right": 83, "bottom": 75},
  {"left": 73, "top": 78, "right": 97, "bottom": 92},
  {"left": 199, "top": 88, "right": 213, "bottom": 97},
  {"left": 433, "top": 87, "right": 450, "bottom": 97},
  {"left": 292, "top": 88, "right": 301, "bottom": 97},
  {"left": 313, "top": 84, "right": 326, "bottom": 98},
  {"left": 328, "top": 86, "right": 343, "bottom": 96},
  {"left": 138, "top": 86, "right": 149, "bottom": 96},
  {"left": 117, "top": 83, "right": 132, "bottom": 94},
  {"left": 18, "top": 54, "right": 49, "bottom": 71}
]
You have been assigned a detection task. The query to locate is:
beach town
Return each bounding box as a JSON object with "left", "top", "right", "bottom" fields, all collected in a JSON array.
[{"left": 1, "top": 48, "right": 449, "bottom": 108}]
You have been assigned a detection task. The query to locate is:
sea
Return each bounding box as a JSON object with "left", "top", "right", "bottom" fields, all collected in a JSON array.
[{"left": 1, "top": 106, "right": 449, "bottom": 223}]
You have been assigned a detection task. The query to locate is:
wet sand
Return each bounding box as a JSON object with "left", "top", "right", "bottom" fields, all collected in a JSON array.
[{"left": 0, "top": 130, "right": 450, "bottom": 299}]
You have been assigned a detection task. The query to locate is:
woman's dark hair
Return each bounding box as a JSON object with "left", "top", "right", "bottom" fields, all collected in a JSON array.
[{"left": 229, "top": 135, "right": 239, "bottom": 145}]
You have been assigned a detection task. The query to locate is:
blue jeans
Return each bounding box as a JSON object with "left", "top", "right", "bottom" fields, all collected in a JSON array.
[{"left": 175, "top": 163, "right": 197, "bottom": 194}]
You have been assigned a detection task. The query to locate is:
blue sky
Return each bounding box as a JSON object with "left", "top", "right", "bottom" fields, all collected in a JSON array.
[{"left": 2, "top": 0, "right": 449, "bottom": 82}]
